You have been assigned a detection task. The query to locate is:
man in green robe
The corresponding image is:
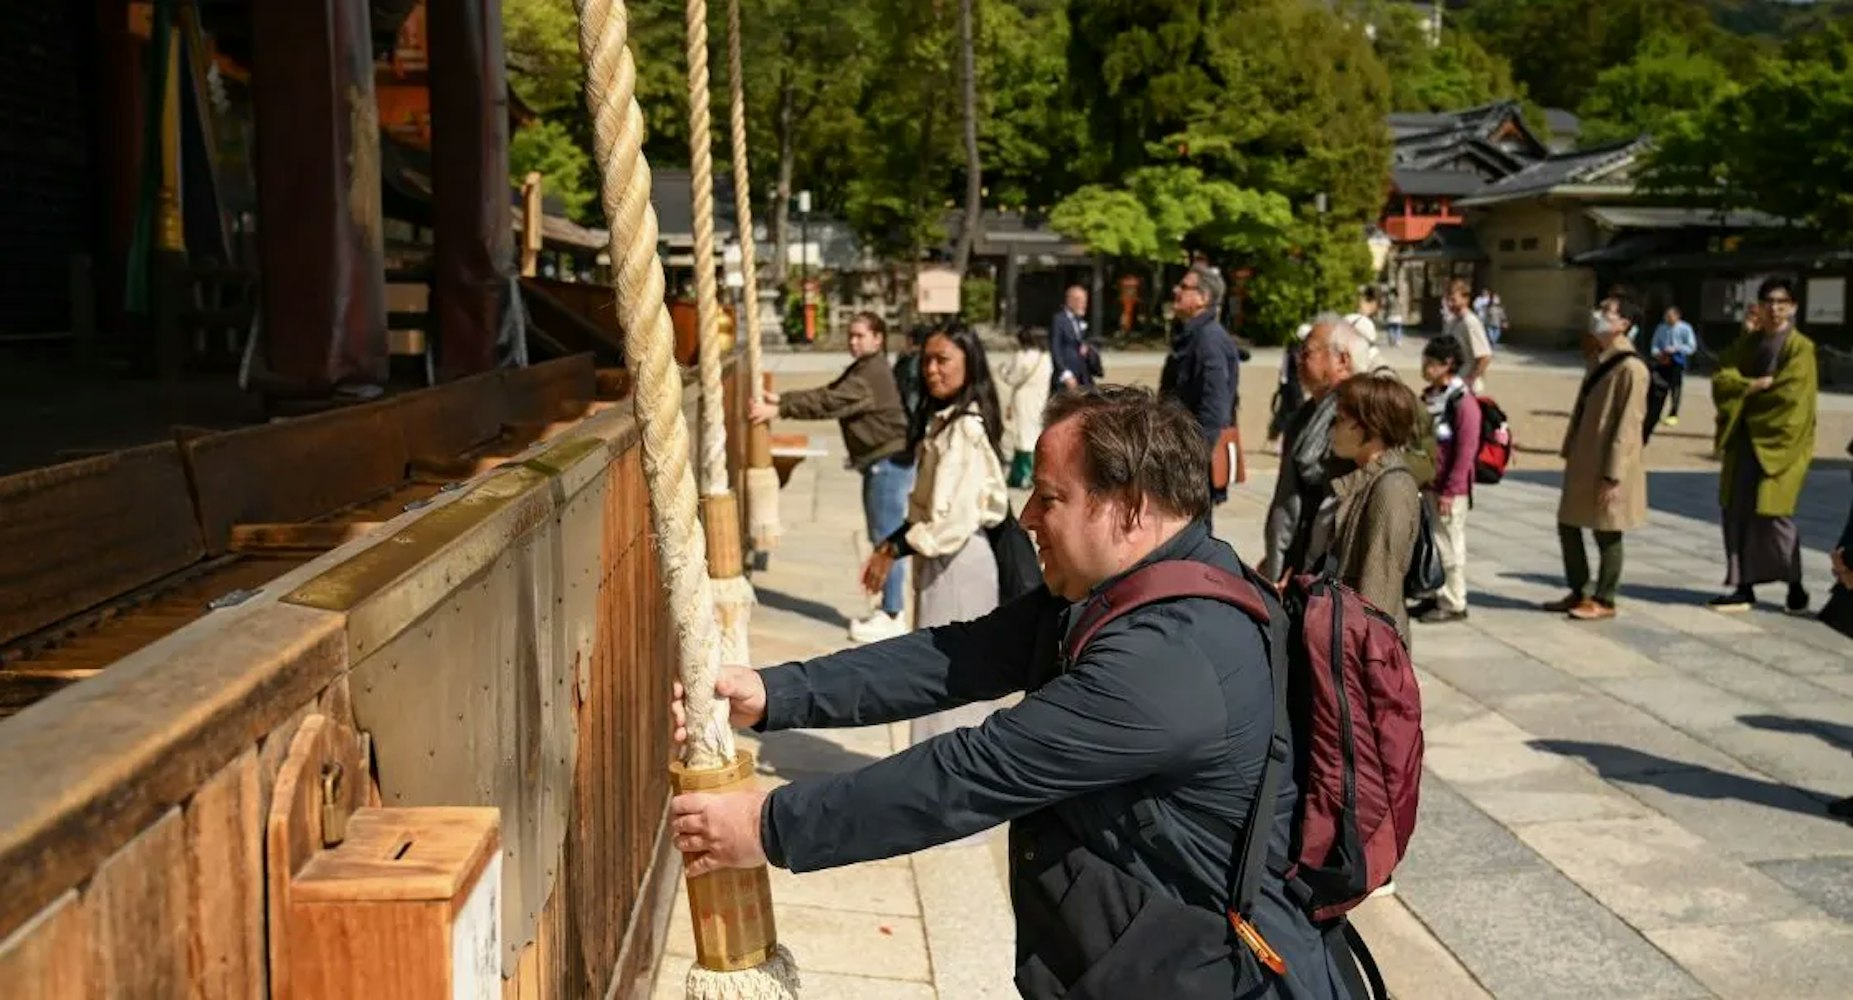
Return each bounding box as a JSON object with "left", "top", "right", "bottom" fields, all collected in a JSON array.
[{"left": 1709, "top": 276, "right": 1818, "bottom": 613}]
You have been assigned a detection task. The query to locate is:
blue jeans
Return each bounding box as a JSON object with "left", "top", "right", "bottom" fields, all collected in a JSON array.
[
  {"left": 1487, "top": 325, "right": 1503, "bottom": 345},
  {"left": 862, "top": 457, "right": 914, "bottom": 615}
]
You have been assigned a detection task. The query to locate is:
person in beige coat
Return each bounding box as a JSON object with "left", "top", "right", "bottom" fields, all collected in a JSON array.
[{"left": 1544, "top": 301, "right": 1649, "bottom": 621}]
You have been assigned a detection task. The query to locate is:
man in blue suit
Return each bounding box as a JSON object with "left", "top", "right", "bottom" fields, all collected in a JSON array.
[{"left": 1050, "top": 285, "right": 1096, "bottom": 392}]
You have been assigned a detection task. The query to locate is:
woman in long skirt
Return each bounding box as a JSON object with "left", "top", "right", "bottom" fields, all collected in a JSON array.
[{"left": 860, "top": 323, "right": 1010, "bottom": 751}]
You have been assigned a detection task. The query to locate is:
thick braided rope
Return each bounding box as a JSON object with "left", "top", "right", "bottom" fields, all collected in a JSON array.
[
  {"left": 726, "top": 0, "right": 764, "bottom": 406},
  {"left": 685, "top": 0, "right": 729, "bottom": 497},
  {"left": 574, "top": 0, "right": 733, "bottom": 769}
]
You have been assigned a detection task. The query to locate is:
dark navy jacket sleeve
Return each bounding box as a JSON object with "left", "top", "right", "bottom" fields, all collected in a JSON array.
[
  {"left": 758, "top": 590, "right": 1053, "bottom": 733},
  {"left": 1050, "top": 313, "right": 1086, "bottom": 387},
  {"left": 1196, "top": 331, "right": 1235, "bottom": 441},
  {"left": 761, "top": 615, "right": 1230, "bottom": 871}
]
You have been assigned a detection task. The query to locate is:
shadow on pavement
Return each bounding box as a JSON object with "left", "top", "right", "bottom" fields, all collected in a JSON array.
[
  {"left": 1530, "top": 738, "right": 1842, "bottom": 817},
  {"left": 755, "top": 586, "right": 853, "bottom": 629},
  {"left": 756, "top": 728, "right": 883, "bottom": 781},
  {"left": 1462, "top": 591, "right": 1549, "bottom": 612},
  {"left": 1499, "top": 570, "right": 1716, "bottom": 608},
  {"left": 1739, "top": 715, "right": 1853, "bottom": 756}
]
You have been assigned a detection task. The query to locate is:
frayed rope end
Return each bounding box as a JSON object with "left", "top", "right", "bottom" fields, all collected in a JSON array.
[{"left": 683, "top": 944, "right": 801, "bottom": 1000}]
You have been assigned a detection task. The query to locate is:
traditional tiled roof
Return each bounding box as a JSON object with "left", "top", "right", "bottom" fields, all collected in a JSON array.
[
  {"left": 1457, "top": 138, "right": 1650, "bottom": 206},
  {"left": 1390, "top": 167, "right": 1488, "bottom": 197}
]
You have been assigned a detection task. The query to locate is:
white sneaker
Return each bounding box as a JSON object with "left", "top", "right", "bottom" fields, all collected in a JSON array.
[
  {"left": 848, "top": 611, "right": 908, "bottom": 643},
  {"left": 1368, "top": 880, "right": 1397, "bottom": 899}
]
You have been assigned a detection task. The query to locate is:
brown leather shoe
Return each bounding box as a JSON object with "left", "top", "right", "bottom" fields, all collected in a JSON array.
[
  {"left": 1541, "top": 593, "right": 1583, "bottom": 613},
  {"left": 1567, "top": 599, "right": 1617, "bottom": 621}
]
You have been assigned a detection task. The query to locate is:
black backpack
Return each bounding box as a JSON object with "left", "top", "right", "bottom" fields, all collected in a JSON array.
[
  {"left": 987, "top": 507, "right": 1044, "bottom": 602},
  {"left": 1579, "top": 353, "right": 1667, "bottom": 444}
]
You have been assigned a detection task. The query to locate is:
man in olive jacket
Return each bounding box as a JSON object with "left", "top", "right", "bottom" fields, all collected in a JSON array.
[
  {"left": 752, "top": 311, "right": 912, "bottom": 641},
  {"left": 676, "top": 387, "right": 1359, "bottom": 998}
]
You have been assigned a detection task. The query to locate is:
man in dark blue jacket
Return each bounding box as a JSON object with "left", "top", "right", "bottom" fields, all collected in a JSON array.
[
  {"left": 1050, "top": 285, "right": 1096, "bottom": 393},
  {"left": 670, "top": 387, "right": 1358, "bottom": 998},
  {"left": 1162, "top": 267, "right": 1241, "bottom": 502}
]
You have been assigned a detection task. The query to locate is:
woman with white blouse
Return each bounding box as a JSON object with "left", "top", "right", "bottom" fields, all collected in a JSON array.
[{"left": 860, "top": 323, "right": 1010, "bottom": 750}]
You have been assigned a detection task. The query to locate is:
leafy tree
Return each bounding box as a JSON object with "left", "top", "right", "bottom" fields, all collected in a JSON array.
[
  {"left": 977, "top": 0, "right": 1088, "bottom": 210},
  {"left": 1577, "top": 32, "right": 1735, "bottom": 145},
  {"left": 953, "top": 0, "right": 982, "bottom": 273},
  {"left": 1369, "top": 2, "right": 1520, "bottom": 114},
  {"left": 510, "top": 119, "right": 595, "bottom": 220},
  {"left": 1066, "top": 0, "right": 1219, "bottom": 182},
  {"left": 1049, "top": 186, "right": 1160, "bottom": 259},
  {"left": 504, "top": 0, "right": 585, "bottom": 115},
  {"left": 1644, "top": 32, "right": 1853, "bottom": 239},
  {"left": 1456, "top": 0, "right": 1725, "bottom": 112}
]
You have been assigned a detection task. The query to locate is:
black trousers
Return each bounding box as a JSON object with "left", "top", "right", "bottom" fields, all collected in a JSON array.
[{"left": 1656, "top": 362, "right": 1685, "bottom": 416}]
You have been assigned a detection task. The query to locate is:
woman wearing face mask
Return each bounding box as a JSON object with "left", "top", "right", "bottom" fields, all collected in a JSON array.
[
  {"left": 1304, "top": 375, "right": 1424, "bottom": 643},
  {"left": 861, "top": 324, "right": 1011, "bottom": 749}
]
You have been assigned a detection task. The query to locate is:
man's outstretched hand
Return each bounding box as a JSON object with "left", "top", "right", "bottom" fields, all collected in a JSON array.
[
  {"left": 669, "top": 667, "right": 773, "bottom": 877},
  {"left": 672, "top": 787, "right": 769, "bottom": 876},
  {"left": 671, "top": 666, "right": 768, "bottom": 747}
]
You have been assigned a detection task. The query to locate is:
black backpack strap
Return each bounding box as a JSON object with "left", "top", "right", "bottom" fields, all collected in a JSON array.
[
  {"left": 1326, "top": 921, "right": 1390, "bottom": 1000},
  {"left": 1229, "top": 570, "right": 1291, "bottom": 920}
]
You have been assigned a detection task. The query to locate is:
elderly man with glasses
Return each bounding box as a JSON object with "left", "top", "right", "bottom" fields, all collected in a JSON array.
[{"left": 1710, "top": 276, "right": 1820, "bottom": 614}]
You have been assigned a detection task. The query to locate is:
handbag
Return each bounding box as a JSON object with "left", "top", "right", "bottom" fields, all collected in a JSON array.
[
  {"left": 1405, "top": 489, "right": 1446, "bottom": 600},
  {"left": 1210, "top": 426, "right": 1247, "bottom": 492},
  {"left": 986, "top": 507, "right": 1045, "bottom": 603}
]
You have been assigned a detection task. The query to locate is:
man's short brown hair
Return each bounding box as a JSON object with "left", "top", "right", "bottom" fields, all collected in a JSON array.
[
  {"left": 1448, "top": 278, "right": 1473, "bottom": 299},
  {"left": 1333, "top": 375, "right": 1419, "bottom": 450},
  {"left": 1042, "top": 385, "right": 1210, "bottom": 520}
]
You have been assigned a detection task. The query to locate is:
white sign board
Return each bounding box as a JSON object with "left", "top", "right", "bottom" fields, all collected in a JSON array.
[
  {"left": 451, "top": 853, "right": 502, "bottom": 999},
  {"left": 1806, "top": 277, "right": 1845, "bottom": 325},
  {"left": 916, "top": 267, "right": 961, "bottom": 315}
]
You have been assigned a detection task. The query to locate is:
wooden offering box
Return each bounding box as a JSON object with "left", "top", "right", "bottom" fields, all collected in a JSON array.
[{"left": 280, "top": 808, "right": 501, "bottom": 999}]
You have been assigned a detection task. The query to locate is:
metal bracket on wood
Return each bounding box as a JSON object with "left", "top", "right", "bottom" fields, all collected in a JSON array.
[
  {"left": 207, "top": 587, "right": 261, "bottom": 611},
  {"left": 403, "top": 497, "right": 433, "bottom": 512}
]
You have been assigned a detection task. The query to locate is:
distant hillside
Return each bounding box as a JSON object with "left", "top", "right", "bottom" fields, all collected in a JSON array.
[{"left": 1706, "top": 0, "right": 1851, "bottom": 35}]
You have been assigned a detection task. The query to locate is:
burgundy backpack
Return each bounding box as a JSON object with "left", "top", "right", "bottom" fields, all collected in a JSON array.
[{"left": 1063, "top": 561, "right": 1424, "bottom": 930}]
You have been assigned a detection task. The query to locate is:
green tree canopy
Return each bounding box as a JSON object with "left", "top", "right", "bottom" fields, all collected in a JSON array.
[
  {"left": 1369, "top": 3, "right": 1519, "bottom": 113},
  {"left": 1644, "top": 30, "right": 1853, "bottom": 239},
  {"left": 1456, "top": 0, "right": 1726, "bottom": 112},
  {"left": 1577, "top": 32, "right": 1735, "bottom": 145}
]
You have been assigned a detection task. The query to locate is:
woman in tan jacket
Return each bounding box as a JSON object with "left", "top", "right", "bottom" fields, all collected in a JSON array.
[
  {"left": 1544, "top": 300, "right": 1649, "bottom": 621},
  {"left": 1305, "top": 375, "right": 1424, "bottom": 644}
]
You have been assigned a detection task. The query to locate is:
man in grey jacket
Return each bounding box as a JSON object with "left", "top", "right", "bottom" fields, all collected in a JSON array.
[
  {"left": 1260, "top": 316, "right": 1365, "bottom": 580},
  {"left": 670, "top": 386, "right": 1360, "bottom": 998}
]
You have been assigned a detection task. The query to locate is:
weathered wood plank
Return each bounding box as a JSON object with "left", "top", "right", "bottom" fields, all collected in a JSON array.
[
  {"left": 228, "top": 522, "right": 384, "bottom": 554},
  {"left": 87, "top": 808, "right": 190, "bottom": 998},
  {"left": 0, "top": 442, "right": 206, "bottom": 646},
  {"left": 396, "top": 370, "right": 508, "bottom": 463},
  {"left": 184, "top": 401, "right": 410, "bottom": 556},
  {"left": 502, "top": 354, "right": 595, "bottom": 424},
  {"left": 0, "top": 889, "right": 88, "bottom": 998},
  {"left": 0, "top": 602, "right": 345, "bottom": 942},
  {"left": 184, "top": 748, "right": 265, "bottom": 1000}
]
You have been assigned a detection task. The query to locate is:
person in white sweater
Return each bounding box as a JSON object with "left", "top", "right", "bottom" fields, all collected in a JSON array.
[
  {"left": 860, "top": 325, "right": 1009, "bottom": 757},
  {"left": 998, "top": 326, "right": 1053, "bottom": 488}
]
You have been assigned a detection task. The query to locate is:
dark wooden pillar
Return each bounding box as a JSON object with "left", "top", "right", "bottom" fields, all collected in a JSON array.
[
  {"left": 426, "top": 0, "right": 513, "bottom": 380},
  {"left": 249, "top": 0, "right": 388, "bottom": 392},
  {"left": 91, "top": 0, "right": 142, "bottom": 360}
]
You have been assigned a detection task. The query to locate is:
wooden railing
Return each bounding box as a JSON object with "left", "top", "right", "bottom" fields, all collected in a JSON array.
[{"left": 0, "top": 354, "right": 751, "bottom": 998}]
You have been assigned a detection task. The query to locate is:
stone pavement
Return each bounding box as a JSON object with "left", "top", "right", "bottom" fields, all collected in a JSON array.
[{"left": 651, "top": 370, "right": 1853, "bottom": 999}]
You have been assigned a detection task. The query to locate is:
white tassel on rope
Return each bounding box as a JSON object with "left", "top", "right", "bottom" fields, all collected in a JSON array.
[
  {"left": 745, "top": 465, "right": 780, "bottom": 548},
  {"left": 571, "top": 0, "right": 796, "bottom": 995},
  {"left": 711, "top": 573, "right": 756, "bottom": 666},
  {"left": 686, "top": 946, "right": 800, "bottom": 1000}
]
